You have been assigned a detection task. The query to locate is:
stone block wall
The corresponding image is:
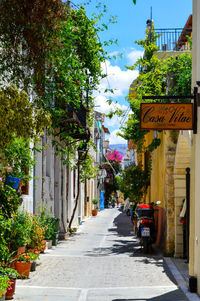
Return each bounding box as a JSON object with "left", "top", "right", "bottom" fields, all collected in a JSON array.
[{"left": 165, "top": 150, "right": 176, "bottom": 254}]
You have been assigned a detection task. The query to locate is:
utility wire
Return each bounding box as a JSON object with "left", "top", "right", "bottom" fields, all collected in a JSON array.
[{"left": 120, "top": 107, "right": 131, "bottom": 126}]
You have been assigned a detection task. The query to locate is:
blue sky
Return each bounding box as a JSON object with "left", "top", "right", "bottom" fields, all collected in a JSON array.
[{"left": 74, "top": 0, "right": 192, "bottom": 144}]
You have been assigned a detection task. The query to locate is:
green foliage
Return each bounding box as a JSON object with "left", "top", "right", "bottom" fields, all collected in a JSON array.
[
  {"left": 92, "top": 198, "right": 99, "bottom": 205},
  {"left": 0, "top": 213, "right": 12, "bottom": 263},
  {"left": 26, "top": 215, "right": 45, "bottom": 251},
  {"left": 38, "top": 216, "right": 59, "bottom": 240},
  {"left": 36, "top": 205, "right": 59, "bottom": 240},
  {"left": 0, "top": 274, "right": 10, "bottom": 296},
  {"left": 79, "top": 153, "right": 98, "bottom": 182},
  {"left": 120, "top": 24, "right": 192, "bottom": 173},
  {"left": 119, "top": 164, "right": 149, "bottom": 202},
  {"left": 0, "top": 250, "right": 17, "bottom": 270},
  {"left": 0, "top": 85, "right": 50, "bottom": 148},
  {"left": 0, "top": 2, "right": 113, "bottom": 182},
  {"left": 2, "top": 138, "right": 37, "bottom": 181},
  {"left": 167, "top": 53, "right": 192, "bottom": 97},
  {"left": 0, "top": 0, "right": 65, "bottom": 92},
  {"left": 0, "top": 267, "right": 19, "bottom": 280},
  {"left": 0, "top": 184, "right": 20, "bottom": 218},
  {"left": 10, "top": 211, "right": 32, "bottom": 251},
  {"left": 28, "top": 252, "right": 39, "bottom": 261}
]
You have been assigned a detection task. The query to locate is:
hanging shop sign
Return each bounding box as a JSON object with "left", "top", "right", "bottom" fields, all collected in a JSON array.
[{"left": 140, "top": 103, "right": 193, "bottom": 130}]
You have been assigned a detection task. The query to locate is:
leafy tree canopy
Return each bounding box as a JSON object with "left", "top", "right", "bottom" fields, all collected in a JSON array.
[
  {"left": 119, "top": 163, "right": 149, "bottom": 202},
  {"left": 0, "top": 1, "right": 113, "bottom": 178}
]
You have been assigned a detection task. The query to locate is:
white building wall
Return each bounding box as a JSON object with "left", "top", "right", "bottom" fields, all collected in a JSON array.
[{"left": 34, "top": 139, "right": 43, "bottom": 213}]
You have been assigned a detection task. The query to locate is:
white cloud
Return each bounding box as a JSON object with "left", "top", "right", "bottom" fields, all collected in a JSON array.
[
  {"left": 108, "top": 51, "right": 120, "bottom": 57},
  {"left": 95, "top": 95, "right": 111, "bottom": 114},
  {"left": 109, "top": 129, "right": 127, "bottom": 145},
  {"left": 126, "top": 49, "right": 144, "bottom": 65},
  {"left": 99, "top": 60, "right": 138, "bottom": 99},
  {"left": 93, "top": 58, "right": 138, "bottom": 130},
  {"left": 95, "top": 94, "right": 129, "bottom": 128}
]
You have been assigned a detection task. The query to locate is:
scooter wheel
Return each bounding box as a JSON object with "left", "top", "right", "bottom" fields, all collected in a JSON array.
[{"left": 143, "top": 239, "right": 149, "bottom": 254}]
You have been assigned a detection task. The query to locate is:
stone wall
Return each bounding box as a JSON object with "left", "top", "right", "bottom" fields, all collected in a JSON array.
[
  {"left": 165, "top": 149, "right": 176, "bottom": 254},
  {"left": 174, "top": 133, "right": 191, "bottom": 257}
]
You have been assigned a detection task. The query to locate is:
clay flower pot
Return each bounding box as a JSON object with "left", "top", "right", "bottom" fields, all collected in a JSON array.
[
  {"left": 14, "top": 261, "right": 31, "bottom": 278},
  {"left": 17, "top": 246, "right": 26, "bottom": 256},
  {"left": 92, "top": 209, "right": 98, "bottom": 216},
  {"left": 5, "top": 279, "right": 16, "bottom": 300}
]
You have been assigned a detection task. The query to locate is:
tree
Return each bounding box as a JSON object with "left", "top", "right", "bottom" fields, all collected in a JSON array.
[
  {"left": 119, "top": 164, "right": 149, "bottom": 202},
  {"left": 0, "top": 1, "right": 116, "bottom": 229}
]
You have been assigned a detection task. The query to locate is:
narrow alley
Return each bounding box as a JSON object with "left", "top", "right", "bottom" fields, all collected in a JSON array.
[{"left": 15, "top": 208, "right": 187, "bottom": 301}]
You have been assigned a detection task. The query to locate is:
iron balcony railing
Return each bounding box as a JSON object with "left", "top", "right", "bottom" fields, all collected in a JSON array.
[{"left": 154, "top": 28, "right": 192, "bottom": 51}]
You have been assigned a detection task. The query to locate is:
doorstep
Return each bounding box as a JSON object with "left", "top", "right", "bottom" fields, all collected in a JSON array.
[{"left": 164, "top": 257, "right": 200, "bottom": 301}]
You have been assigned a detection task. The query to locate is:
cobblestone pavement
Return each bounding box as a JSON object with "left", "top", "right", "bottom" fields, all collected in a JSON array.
[{"left": 15, "top": 208, "right": 188, "bottom": 301}]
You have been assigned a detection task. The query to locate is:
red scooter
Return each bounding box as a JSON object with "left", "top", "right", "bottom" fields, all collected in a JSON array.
[{"left": 136, "top": 204, "right": 155, "bottom": 253}]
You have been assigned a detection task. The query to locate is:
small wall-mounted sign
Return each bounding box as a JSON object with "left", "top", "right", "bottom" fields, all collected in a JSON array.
[{"left": 140, "top": 103, "right": 193, "bottom": 130}]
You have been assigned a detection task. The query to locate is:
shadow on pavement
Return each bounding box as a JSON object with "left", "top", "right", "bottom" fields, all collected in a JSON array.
[
  {"left": 112, "top": 288, "right": 187, "bottom": 300},
  {"left": 99, "top": 211, "right": 160, "bottom": 257}
]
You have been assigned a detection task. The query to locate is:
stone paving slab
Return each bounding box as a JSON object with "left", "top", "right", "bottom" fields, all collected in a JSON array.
[
  {"left": 87, "top": 287, "right": 186, "bottom": 301},
  {"left": 15, "top": 286, "right": 186, "bottom": 301},
  {"left": 14, "top": 287, "right": 81, "bottom": 301}
]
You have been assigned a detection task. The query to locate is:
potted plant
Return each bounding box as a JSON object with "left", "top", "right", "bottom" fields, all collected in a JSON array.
[
  {"left": 29, "top": 253, "right": 39, "bottom": 272},
  {"left": 37, "top": 210, "right": 59, "bottom": 247},
  {"left": 0, "top": 268, "right": 19, "bottom": 300},
  {"left": 26, "top": 215, "right": 45, "bottom": 253},
  {"left": 92, "top": 198, "right": 99, "bottom": 216},
  {"left": 0, "top": 275, "right": 10, "bottom": 301},
  {"left": 0, "top": 251, "right": 19, "bottom": 300},
  {"left": 14, "top": 253, "right": 33, "bottom": 278},
  {"left": 3, "top": 138, "right": 37, "bottom": 191},
  {"left": 10, "top": 211, "right": 32, "bottom": 253}
]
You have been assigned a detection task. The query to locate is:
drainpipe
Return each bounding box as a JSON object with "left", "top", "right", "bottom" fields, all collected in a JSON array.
[{"left": 33, "top": 148, "right": 36, "bottom": 214}]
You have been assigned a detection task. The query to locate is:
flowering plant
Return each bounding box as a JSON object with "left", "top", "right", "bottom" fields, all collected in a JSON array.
[
  {"left": 27, "top": 215, "right": 45, "bottom": 251},
  {"left": 105, "top": 149, "right": 123, "bottom": 175},
  {"left": 17, "top": 253, "right": 32, "bottom": 263},
  {"left": 0, "top": 267, "right": 19, "bottom": 280},
  {"left": 105, "top": 149, "right": 123, "bottom": 163},
  {"left": 28, "top": 252, "right": 39, "bottom": 261},
  {"left": 0, "top": 274, "right": 10, "bottom": 297}
]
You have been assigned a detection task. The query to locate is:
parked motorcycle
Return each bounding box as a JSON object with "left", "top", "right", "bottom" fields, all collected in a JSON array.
[{"left": 136, "top": 204, "right": 155, "bottom": 253}]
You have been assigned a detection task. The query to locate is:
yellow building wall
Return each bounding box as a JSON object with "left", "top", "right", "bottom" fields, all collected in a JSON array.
[
  {"left": 150, "top": 132, "right": 166, "bottom": 207},
  {"left": 142, "top": 130, "right": 180, "bottom": 254}
]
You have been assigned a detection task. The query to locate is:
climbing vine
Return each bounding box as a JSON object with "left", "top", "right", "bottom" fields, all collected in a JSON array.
[{"left": 120, "top": 23, "right": 192, "bottom": 168}]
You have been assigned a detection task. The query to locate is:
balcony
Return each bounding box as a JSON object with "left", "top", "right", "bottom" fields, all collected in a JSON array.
[
  {"left": 155, "top": 28, "right": 192, "bottom": 51},
  {"left": 154, "top": 28, "right": 192, "bottom": 59}
]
